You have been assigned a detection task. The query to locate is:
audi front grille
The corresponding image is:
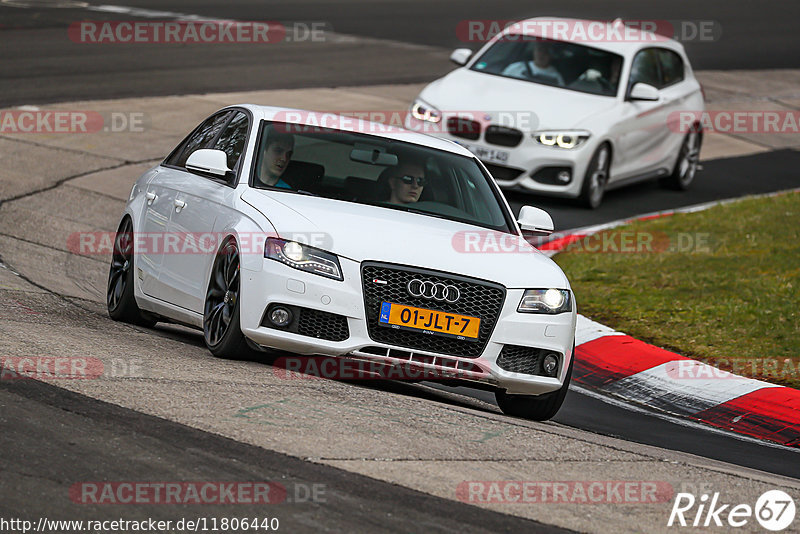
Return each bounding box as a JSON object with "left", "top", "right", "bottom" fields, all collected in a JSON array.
[{"left": 361, "top": 262, "right": 505, "bottom": 358}]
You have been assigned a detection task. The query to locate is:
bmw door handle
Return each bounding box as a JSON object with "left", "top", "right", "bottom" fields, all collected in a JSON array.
[
  {"left": 145, "top": 191, "right": 157, "bottom": 205},
  {"left": 173, "top": 199, "right": 187, "bottom": 212}
]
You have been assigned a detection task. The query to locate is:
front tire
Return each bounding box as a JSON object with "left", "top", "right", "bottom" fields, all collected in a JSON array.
[
  {"left": 495, "top": 350, "right": 574, "bottom": 421},
  {"left": 107, "top": 217, "right": 156, "bottom": 327},
  {"left": 203, "top": 238, "right": 253, "bottom": 359},
  {"left": 662, "top": 126, "right": 701, "bottom": 190},
  {"left": 578, "top": 144, "right": 610, "bottom": 209}
]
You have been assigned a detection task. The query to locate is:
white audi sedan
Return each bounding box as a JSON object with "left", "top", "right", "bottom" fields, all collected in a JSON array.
[
  {"left": 406, "top": 17, "right": 705, "bottom": 208},
  {"left": 107, "top": 105, "right": 577, "bottom": 420}
]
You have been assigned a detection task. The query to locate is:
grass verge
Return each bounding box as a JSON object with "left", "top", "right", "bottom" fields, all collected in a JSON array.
[{"left": 554, "top": 191, "right": 800, "bottom": 389}]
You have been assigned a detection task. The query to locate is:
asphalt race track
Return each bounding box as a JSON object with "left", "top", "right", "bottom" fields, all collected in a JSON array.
[
  {"left": 506, "top": 149, "right": 800, "bottom": 231},
  {"left": 1, "top": 1, "right": 799, "bottom": 532},
  {"left": 2, "top": 0, "right": 800, "bottom": 105},
  {"left": 1, "top": 378, "right": 564, "bottom": 533}
]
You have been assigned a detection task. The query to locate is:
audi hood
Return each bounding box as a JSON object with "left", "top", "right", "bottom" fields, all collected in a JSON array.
[{"left": 241, "top": 189, "right": 570, "bottom": 290}]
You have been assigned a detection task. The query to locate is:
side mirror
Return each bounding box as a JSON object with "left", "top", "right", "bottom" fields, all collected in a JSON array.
[
  {"left": 628, "top": 82, "right": 660, "bottom": 101},
  {"left": 450, "top": 48, "right": 473, "bottom": 66},
  {"left": 518, "top": 206, "right": 554, "bottom": 235},
  {"left": 185, "top": 149, "right": 231, "bottom": 177}
]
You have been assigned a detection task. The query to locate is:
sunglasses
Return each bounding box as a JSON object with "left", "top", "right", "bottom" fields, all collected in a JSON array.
[{"left": 399, "top": 175, "right": 427, "bottom": 186}]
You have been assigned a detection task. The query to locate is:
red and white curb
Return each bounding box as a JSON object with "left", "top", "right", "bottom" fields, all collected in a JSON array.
[
  {"left": 543, "top": 189, "right": 800, "bottom": 448},
  {"left": 573, "top": 316, "right": 800, "bottom": 447}
]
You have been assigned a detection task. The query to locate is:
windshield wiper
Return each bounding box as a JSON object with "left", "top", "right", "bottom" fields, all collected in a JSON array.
[{"left": 392, "top": 205, "right": 451, "bottom": 221}]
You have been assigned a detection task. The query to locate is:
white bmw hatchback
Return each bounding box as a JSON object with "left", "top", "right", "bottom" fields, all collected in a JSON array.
[
  {"left": 108, "top": 105, "right": 577, "bottom": 420},
  {"left": 406, "top": 17, "right": 705, "bottom": 208}
]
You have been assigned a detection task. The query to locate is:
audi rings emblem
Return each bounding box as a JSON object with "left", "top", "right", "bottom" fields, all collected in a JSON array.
[{"left": 407, "top": 279, "right": 460, "bottom": 303}]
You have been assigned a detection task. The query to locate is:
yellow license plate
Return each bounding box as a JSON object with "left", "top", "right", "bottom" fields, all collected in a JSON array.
[{"left": 378, "top": 302, "right": 481, "bottom": 341}]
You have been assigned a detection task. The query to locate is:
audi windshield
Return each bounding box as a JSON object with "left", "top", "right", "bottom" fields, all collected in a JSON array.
[{"left": 250, "top": 121, "right": 514, "bottom": 233}]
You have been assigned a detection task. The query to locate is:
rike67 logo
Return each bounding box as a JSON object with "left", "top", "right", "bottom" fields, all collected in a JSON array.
[{"left": 668, "top": 490, "right": 796, "bottom": 531}]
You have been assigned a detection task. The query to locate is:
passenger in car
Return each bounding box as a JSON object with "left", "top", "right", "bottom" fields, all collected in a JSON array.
[{"left": 257, "top": 125, "right": 294, "bottom": 189}]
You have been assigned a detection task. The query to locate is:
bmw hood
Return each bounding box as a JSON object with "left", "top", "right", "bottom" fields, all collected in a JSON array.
[
  {"left": 419, "top": 68, "right": 617, "bottom": 131},
  {"left": 241, "top": 189, "right": 569, "bottom": 289}
]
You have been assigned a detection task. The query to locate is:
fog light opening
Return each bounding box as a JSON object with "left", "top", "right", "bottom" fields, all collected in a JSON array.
[
  {"left": 269, "top": 306, "right": 293, "bottom": 327},
  {"left": 543, "top": 353, "right": 559, "bottom": 377}
]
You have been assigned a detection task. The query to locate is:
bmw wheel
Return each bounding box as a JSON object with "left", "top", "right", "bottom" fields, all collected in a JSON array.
[
  {"left": 107, "top": 217, "right": 157, "bottom": 327},
  {"left": 663, "top": 125, "right": 702, "bottom": 190},
  {"left": 578, "top": 144, "right": 610, "bottom": 209}
]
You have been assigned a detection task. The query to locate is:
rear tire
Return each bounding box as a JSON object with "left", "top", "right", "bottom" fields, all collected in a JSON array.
[
  {"left": 495, "top": 349, "right": 574, "bottom": 421},
  {"left": 107, "top": 217, "right": 157, "bottom": 327},
  {"left": 662, "top": 125, "right": 701, "bottom": 190},
  {"left": 578, "top": 144, "right": 610, "bottom": 209}
]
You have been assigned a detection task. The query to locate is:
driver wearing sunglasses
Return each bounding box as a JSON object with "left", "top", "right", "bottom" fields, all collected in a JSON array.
[{"left": 387, "top": 162, "right": 427, "bottom": 204}]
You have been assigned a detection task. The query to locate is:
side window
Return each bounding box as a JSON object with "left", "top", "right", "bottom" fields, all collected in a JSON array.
[
  {"left": 629, "top": 49, "right": 660, "bottom": 89},
  {"left": 165, "top": 111, "right": 232, "bottom": 168},
  {"left": 214, "top": 111, "right": 249, "bottom": 172},
  {"left": 657, "top": 49, "right": 684, "bottom": 87}
]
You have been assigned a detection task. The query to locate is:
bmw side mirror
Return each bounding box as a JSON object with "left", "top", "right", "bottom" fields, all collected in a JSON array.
[
  {"left": 518, "top": 206, "right": 554, "bottom": 235},
  {"left": 450, "top": 48, "right": 473, "bottom": 66},
  {"left": 628, "top": 82, "right": 660, "bottom": 101},
  {"left": 185, "top": 149, "right": 231, "bottom": 177}
]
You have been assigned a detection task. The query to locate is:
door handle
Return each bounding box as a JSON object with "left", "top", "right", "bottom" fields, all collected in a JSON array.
[
  {"left": 145, "top": 191, "right": 157, "bottom": 205},
  {"left": 173, "top": 199, "right": 187, "bottom": 212}
]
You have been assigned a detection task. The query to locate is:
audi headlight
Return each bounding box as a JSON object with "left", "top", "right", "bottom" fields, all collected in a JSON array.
[
  {"left": 518, "top": 289, "right": 571, "bottom": 314},
  {"left": 533, "top": 130, "right": 590, "bottom": 149},
  {"left": 411, "top": 99, "right": 442, "bottom": 123},
  {"left": 265, "top": 238, "right": 343, "bottom": 281}
]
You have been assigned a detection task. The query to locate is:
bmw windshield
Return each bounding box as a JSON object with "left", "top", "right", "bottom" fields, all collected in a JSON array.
[
  {"left": 470, "top": 37, "right": 624, "bottom": 97},
  {"left": 251, "top": 120, "right": 514, "bottom": 233}
]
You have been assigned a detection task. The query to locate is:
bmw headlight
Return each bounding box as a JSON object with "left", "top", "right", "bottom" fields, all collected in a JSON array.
[
  {"left": 265, "top": 238, "right": 343, "bottom": 281},
  {"left": 518, "top": 289, "right": 571, "bottom": 314},
  {"left": 533, "top": 130, "right": 590, "bottom": 149},
  {"left": 411, "top": 99, "right": 442, "bottom": 123}
]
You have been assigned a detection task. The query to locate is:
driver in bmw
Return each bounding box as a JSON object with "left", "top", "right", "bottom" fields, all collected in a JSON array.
[{"left": 502, "top": 41, "right": 565, "bottom": 86}]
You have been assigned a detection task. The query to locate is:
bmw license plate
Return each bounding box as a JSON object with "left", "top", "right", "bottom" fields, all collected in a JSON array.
[
  {"left": 378, "top": 302, "right": 481, "bottom": 341},
  {"left": 460, "top": 144, "right": 510, "bottom": 164}
]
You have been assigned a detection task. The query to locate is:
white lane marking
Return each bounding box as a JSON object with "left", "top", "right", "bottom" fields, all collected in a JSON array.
[
  {"left": 575, "top": 314, "right": 624, "bottom": 345},
  {"left": 571, "top": 384, "right": 800, "bottom": 453},
  {"left": 602, "top": 360, "right": 780, "bottom": 416},
  {"left": 85, "top": 3, "right": 233, "bottom": 22},
  {"left": 1, "top": 0, "right": 88, "bottom": 7}
]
